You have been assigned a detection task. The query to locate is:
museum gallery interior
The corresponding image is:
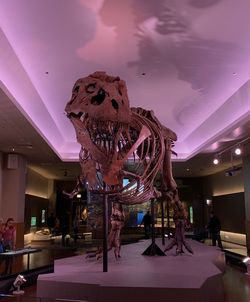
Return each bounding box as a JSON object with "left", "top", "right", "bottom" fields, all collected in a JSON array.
[{"left": 0, "top": 1, "right": 250, "bottom": 301}]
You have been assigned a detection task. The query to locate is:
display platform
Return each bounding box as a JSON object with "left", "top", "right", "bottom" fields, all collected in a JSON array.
[{"left": 37, "top": 239, "right": 225, "bottom": 302}]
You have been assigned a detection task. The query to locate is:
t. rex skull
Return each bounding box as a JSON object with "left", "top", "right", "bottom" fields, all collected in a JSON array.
[
  {"left": 65, "top": 72, "right": 134, "bottom": 187},
  {"left": 65, "top": 71, "right": 131, "bottom": 124}
]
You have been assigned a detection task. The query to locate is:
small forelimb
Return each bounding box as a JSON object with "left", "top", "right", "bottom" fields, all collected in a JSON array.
[{"left": 62, "top": 175, "right": 84, "bottom": 199}]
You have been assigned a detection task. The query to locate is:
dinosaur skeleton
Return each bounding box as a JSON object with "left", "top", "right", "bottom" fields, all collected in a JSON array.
[{"left": 65, "top": 71, "right": 193, "bottom": 254}]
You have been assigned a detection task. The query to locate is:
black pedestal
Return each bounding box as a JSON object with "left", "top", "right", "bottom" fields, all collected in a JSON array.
[{"left": 142, "top": 242, "right": 166, "bottom": 256}]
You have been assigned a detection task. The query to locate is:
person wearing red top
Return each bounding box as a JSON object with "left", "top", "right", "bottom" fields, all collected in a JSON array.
[
  {"left": 0, "top": 218, "right": 4, "bottom": 265},
  {"left": 0, "top": 218, "right": 4, "bottom": 243},
  {"left": 2, "top": 218, "right": 16, "bottom": 275}
]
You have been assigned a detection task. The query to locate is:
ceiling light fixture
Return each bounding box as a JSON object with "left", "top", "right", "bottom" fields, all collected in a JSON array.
[
  {"left": 213, "top": 158, "right": 219, "bottom": 165},
  {"left": 234, "top": 147, "right": 241, "bottom": 155},
  {"left": 212, "top": 136, "right": 250, "bottom": 165}
]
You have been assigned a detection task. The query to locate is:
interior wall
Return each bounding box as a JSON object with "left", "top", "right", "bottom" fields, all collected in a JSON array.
[
  {"left": 0, "top": 152, "right": 3, "bottom": 216},
  {"left": 1, "top": 154, "right": 26, "bottom": 222},
  {"left": 48, "top": 179, "right": 56, "bottom": 214},
  {"left": 243, "top": 154, "right": 250, "bottom": 252},
  {"left": 203, "top": 170, "right": 245, "bottom": 233},
  {"left": 204, "top": 170, "right": 244, "bottom": 197},
  {"left": 243, "top": 155, "right": 250, "bottom": 220},
  {"left": 26, "top": 167, "right": 50, "bottom": 198},
  {"left": 24, "top": 194, "right": 49, "bottom": 233},
  {"left": 1, "top": 154, "right": 27, "bottom": 247},
  {"left": 24, "top": 168, "right": 56, "bottom": 234},
  {"left": 176, "top": 177, "right": 205, "bottom": 228},
  {"left": 212, "top": 192, "right": 245, "bottom": 233}
]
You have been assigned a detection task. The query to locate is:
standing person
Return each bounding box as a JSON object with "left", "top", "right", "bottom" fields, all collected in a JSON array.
[
  {"left": 54, "top": 217, "right": 60, "bottom": 236},
  {"left": 72, "top": 214, "right": 79, "bottom": 246},
  {"left": 2, "top": 218, "right": 16, "bottom": 275},
  {"left": 0, "top": 218, "right": 4, "bottom": 255},
  {"left": 140, "top": 211, "right": 152, "bottom": 239},
  {"left": 0, "top": 218, "right": 4, "bottom": 249},
  {"left": 207, "top": 211, "right": 223, "bottom": 249}
]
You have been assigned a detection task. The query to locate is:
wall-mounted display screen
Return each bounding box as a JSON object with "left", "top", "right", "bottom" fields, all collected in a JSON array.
[
  {"left": 137, "top": 212, "right": 144, "bottom": 225},
  {"left": 189, "top": 206, "right": 193, "bottom": 224},
  {"left": 31, "top": 216, "right": 37, "bottom": 226},
  {"left": 123, "top": 178, "right": 129, "bottom": 187}
]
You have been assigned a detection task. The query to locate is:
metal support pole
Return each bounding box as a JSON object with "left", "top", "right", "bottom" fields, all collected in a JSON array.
[
  {"left": 151, "top": 198, "right": 155, "bottom": 244},
  {"left": 103, "top": 183, "right": 109, "bottom": 272},
  {"left": 167, "top": 200, "right": 170, "bottom": 239},
  {"left": 161, "top": 199, "right": 165, "bottom": 245},
  {"left": 142, "top": 198, "right": 165, "bottom": 256}
]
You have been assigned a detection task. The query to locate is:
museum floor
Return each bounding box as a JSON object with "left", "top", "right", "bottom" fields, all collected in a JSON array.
[{"left": 0, "top": 235, "right": 250, "bottom": 302}]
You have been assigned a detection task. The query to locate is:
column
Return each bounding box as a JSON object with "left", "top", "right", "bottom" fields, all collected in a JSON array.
[
  {"left": 243, "top": 154, "right": 250, "bottom": 253},
  {"left": 1, "top": 154, "right": 27, "bottom": 248}
]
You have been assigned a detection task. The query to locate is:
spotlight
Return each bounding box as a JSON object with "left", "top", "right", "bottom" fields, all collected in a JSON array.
[
  {"left": 206, "top": 199, "right": 212, "bottom": 206},
  {"left": 243, "top": 257, "right": 250, "bottom": 263},
  {"left": 213, "top": 158, "right": 219, "bottom": 165},
  {"left": 243, "top": 257, "right": 250, "bottom": 275},
  {"left": 234, "top": 147, "right": 242, "bottom": 155},
  {"left": 13, "top": 274, "right": 26, "bottom": 295}
]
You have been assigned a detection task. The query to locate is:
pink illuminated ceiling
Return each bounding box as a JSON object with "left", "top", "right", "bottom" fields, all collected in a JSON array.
[{"left": 0, "top": 0, "right": 250, "bottom": 161}]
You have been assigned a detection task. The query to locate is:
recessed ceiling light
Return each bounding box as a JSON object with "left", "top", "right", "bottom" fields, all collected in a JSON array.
[
  {"left": 213, "top": 158, "right": 219, "bottom": 165},
  {"left": 234, "top": 147, "right": 241, "bottom": 155}
]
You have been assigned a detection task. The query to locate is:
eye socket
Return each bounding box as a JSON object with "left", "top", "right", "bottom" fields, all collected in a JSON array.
[
  {"left": 86, "top": 83, "right": 96, "bottom": 93},
  {"left": 91, "top": 88, "right": 106, "bottom": 105},
  {"left": 111, "top": 99, "right": 119, "bottom": 110}
]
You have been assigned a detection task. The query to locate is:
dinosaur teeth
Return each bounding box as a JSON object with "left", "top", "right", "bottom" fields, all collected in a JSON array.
[
  {"left": 80, "top": 113, "right": 85, "bottom": 122},
  {"left": 85, "top": 117, "right": 130, "bottom": 156}
]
